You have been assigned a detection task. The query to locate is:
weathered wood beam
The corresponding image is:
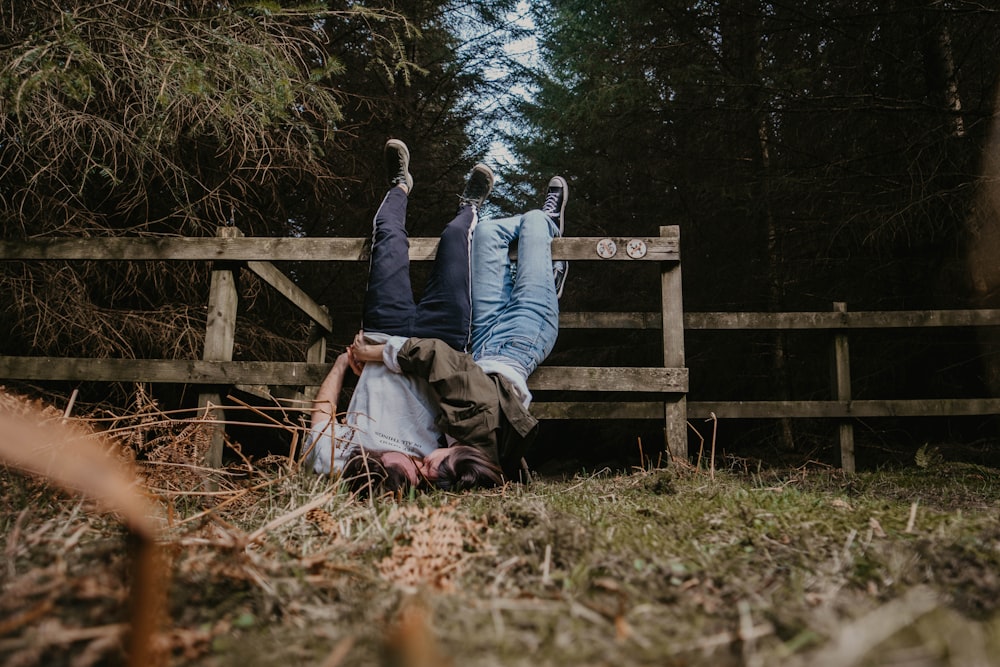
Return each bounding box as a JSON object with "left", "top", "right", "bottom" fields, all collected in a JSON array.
[
  {"left": 528, "top": 367, "right": 687, "bottom": 392},
  {"left": 660, "top": 225, "right": 688, "bottom": 460},
  {"left": 559, "top": 312, "right": 663, "bottom": 329},
  {"left": 831, "top": 302, "right": 856, "bottom": 472},
  {"left": 0, "top": 357, "right": 687, "bottom": 393},
  {"left": 0, "top": 234, "right": 679, "bottom": 263},
  {"left": 245, "top": 260, "right": 332, "bottom": 332},
  {"left": 559, "top": 309, "right": 1000, "bottom": 330},
  {"left": 536, "top": 398, "right": 1000, "bottom": 420},
  {"left": 199, "top": 227, "right": 240, "bottom": 468},
  {"left": 688, "top": 399, "right": 1000, "bottom": 418},
  {"left": 0, "top": 357, "right": 333, "bottom": 385},
  {"left": 686, "top": 309, "right": 1000, "bottom": 329}
]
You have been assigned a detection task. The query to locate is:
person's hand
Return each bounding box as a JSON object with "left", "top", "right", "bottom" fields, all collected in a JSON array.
[
  {"left": 347, "top": 331, "right": 367, "bottom": 376},
  {"left": 347, "top": 345, "right": 365, "bottom": 376}
]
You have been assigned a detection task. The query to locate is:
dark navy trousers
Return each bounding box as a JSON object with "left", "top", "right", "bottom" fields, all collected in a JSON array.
[{"left": 362, "top": 187, "right": 476, "bottom": 352}]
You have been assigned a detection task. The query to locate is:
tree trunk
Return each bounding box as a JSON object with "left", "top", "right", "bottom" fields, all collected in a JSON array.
[
  {"left": 965, "top": 80, "right": 1000, "bottom": 394},
  {"left": 918, "top": 3, "right": 966, "bottom": 138},
  {"left": 720, "top": 0, "right": 795, "bottom": 450}
]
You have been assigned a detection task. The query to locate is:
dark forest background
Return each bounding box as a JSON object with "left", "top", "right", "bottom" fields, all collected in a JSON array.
[{"left": 4, "top": 0, "right": 1000, "bottom": 470}]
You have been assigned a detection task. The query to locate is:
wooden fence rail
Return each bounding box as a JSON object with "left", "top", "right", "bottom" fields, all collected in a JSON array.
[
  {"left": 571, "top": 302, "right": 1000, "bottom": 472},
  {"left": 4, "top": 230, "right": 996, "bottom": 472},
  {"left": 0, "top": 228, "right": 688, "bottom": 467}
]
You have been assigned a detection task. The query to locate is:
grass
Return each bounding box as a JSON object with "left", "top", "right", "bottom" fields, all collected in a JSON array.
[
  {"left": 3, "top": 455, "right": 1000, "bottom": 666},
  {"left": 1, "top": 389, "right": 1000, "bottom": 665}
]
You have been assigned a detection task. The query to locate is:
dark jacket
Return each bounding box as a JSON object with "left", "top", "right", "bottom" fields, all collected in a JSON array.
[{"left": 396, "top": 338, "right": 538, "bottom": 479}]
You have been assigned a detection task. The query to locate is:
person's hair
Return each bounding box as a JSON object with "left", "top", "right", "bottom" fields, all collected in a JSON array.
[
  {"left": 341, "top": 447, "right": 413, "bottom": 497},
  {"left": 435, "top": 445, "right": 503, "bottom": 491}
]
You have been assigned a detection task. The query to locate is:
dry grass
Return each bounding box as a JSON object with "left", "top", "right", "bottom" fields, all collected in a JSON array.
[{"left": 2, "top": 386, "right": 1000, "bottom": 666}]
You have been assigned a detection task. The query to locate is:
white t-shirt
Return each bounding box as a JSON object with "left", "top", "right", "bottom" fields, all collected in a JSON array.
[{"left": 307, "top": 337, "right": 444, "bottom": 475}]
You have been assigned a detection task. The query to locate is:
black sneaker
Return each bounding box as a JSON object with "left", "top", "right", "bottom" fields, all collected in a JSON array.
[
  {"left": 541, "top": 176, "right": 568, "bottom": 234},
  {"left": 459, "top": 163, "right": 494, "bottom": 209},
  {"left": 384, "top": 139, "right": 413, "bottom": 193},
  {"left": 542, "top": 176, "right": 569, "bottom": 298}
]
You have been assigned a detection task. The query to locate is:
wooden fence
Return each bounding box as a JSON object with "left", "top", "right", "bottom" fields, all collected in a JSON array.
[
  {"left": 3, "top": 229, "right": 998, "bottom": 473},
  {"left": 0, "top": 226, "right": 687, "bottom": 466},
  {"left": 563, "top": 303, "right": 1000, "bottom": 472}
]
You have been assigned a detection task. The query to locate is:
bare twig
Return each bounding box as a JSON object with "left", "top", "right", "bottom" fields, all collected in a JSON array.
[{"left": 905, "top": 500, "right": 919, "bottom": 533}]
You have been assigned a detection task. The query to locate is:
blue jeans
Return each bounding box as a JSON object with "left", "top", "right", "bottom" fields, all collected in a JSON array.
[
  {"left": 362, "top": 187, "right": 477, "bottom": 352},
  {"left": 471, "top": 209, "right": 559, "bottom": 378}
]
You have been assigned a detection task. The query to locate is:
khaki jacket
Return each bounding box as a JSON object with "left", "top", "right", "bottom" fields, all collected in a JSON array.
[{"left": 396, "top": 338, "right": 538, "bottom": 479}]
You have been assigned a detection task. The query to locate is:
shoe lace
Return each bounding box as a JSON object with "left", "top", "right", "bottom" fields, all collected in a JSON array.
[
  {"left": 543, "top": 189, "right": 560, "bottom": 214},
  {"left": 394, "top": 162, "right": 408, "bottom": 183}
]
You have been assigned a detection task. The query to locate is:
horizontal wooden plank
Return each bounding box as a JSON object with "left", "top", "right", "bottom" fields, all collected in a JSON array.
[
  {"left": 0, "top": 357, "right": 332, "bottom": 385},
  {"left": 534, "top": 398, "right": 1000, "bottom": 420},
  {"left": 559, "top": 312, "right": 663, "bottom": 329},
  {"left": 560, "top": 310, "right": 1000, "bottom": 330},
  {"left": 686, "top": 309, "right": 1000, "bottom": 330},
  {"left": 0, "top": 234, "right": 679, "bottom": 263},
  {"left": 552, "top": 236, "right": 678, "bottom": 261},
  {"left": 0, "top": 357, "right": 687, "bottom": 393},
  {"left": 528, "top": 366, "right": 687, "bottom": 392},
  {"left": 245, "top": 261, "right": 332, "bottom": 332},
  {"left": 5, "top": 356, "right": 997, "bottom": 421},
  {"left": 688, "top": 399, "right": 1000, "bottom": 418}
]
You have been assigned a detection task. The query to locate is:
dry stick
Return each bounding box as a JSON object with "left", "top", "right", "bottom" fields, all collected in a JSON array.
[
  {"left": 289, "top": 417, "right": 304, "bottom": 466},
  {"left": 637, "top": 437, "right": 645, "bottom": 470},
  {"left": 245, "top": 488, "right": 340, "bottom": 545},
  {"left": 139, "top": 459, "right": 243, "bottom": 476},
  {"left": 4, "top": 506, "right": 29, "bottom": 579},
  {"left": 519, "top": 457, "right": 533, "bottom": 484},
  {"left": 689, "top": 420, "right": 705, "bottom": 470},
  {"left": 128, "top": 535, "right": 163, "bottom": 667},
  {"left": 227, "top": 439, "right": 256, "bottom": 474},
  {"left": 0, "top": 599, "right": 55, "bottom": 636},
  {"left": 809, "top": 586, "right": 939, "bottom": 667},
  {"left": 62, "top": 388, "right": 79, "bottom": 419},
  {"left": 708, "top": 412, "right": 718, "bottom": 481},
  {"left": 905, "top": 500, "right": 919, "bottom": 533},
  {"left": 227, "top": 393, "right": 287, "bottom": 428},
  {"left": 542, "top": 544, "right": 552, "bottom": 586},
  {"left": 174, "top": 468, "right": 303, "bottom": 526},
  {"left": 738, "top": 600, "right": 755, "bottom": 662},
  {"left": 319, "top": 637, "right": 355, "bottom": 667},
  {"left": 0, "top": 623, "right": 128, "bottom": 653}
]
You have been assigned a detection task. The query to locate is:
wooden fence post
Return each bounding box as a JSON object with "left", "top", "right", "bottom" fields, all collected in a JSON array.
[
  {"left": 661, "top": 226, "right": 688, "bottom": 462},
  {"left": 831, "top": 301, "right": 855, "bottom": 472},
  {"left": 198, "top": 226, "right": 242, "bottom": 468}
]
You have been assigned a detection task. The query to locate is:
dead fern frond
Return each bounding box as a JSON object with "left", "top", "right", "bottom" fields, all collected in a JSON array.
[{"left": 378, "top": 503, "right": 494, "bottom": 592}]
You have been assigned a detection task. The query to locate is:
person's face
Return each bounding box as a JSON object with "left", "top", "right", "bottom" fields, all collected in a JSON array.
[
  {"left": 379, "top": 452, "right": 420, "bottom": 487},
  {"left": 415, "top": 447, "right": 453, "bottom": 484}
]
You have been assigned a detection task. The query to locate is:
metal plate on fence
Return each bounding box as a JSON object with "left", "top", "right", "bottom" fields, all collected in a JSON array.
[
  {"left": 596, "top": 238, "right": 617, "bottom": 258},
  {"left": 626, "top": 239, "right": 648, "bottom": 259}
]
